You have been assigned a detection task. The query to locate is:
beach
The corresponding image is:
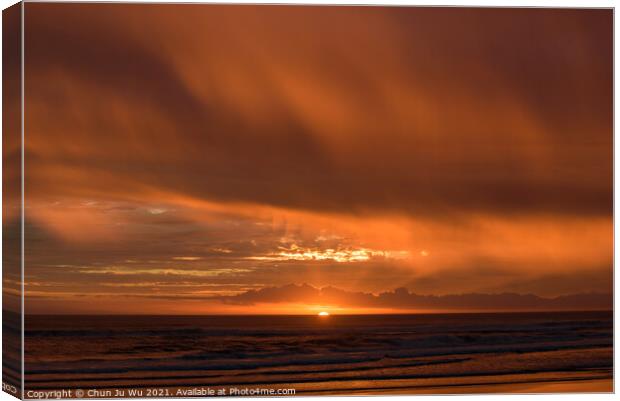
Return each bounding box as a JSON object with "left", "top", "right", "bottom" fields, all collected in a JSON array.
[{"left": 22, "top": 311, "right": 612, "bottom": 396}]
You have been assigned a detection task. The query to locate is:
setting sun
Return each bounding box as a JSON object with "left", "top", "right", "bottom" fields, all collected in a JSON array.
[{"left": 318, "top": 311, "right": 330, "bottom": 317}]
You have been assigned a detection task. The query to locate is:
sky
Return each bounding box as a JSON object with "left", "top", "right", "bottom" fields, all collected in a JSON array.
[{"left": 6, "top": 4, "right": 612, "bottom": 314}]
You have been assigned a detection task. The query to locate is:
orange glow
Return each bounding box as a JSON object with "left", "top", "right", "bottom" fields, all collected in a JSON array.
[{"left": 17, "top": 4, "right": 611, "bottom": 315}]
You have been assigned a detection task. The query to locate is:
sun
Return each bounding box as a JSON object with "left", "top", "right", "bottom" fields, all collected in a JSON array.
[{"left": 318, "top": 311, "right": 330, "bottom": 317}]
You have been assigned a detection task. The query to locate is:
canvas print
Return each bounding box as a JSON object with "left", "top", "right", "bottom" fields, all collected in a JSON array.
[{"left": 2, "top": 3, "right": 613, "bottom": 398}]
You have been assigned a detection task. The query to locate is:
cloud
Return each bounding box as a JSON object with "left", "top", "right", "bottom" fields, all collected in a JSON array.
[
  {"left": 14, "top": 5, "right": 612, "bottom": 313},
  {"left": 22, "top": 5, "right": 611, "bottom": 218},
  {"left": 220, "top": 283, "right": 612, "bottom": 312}
]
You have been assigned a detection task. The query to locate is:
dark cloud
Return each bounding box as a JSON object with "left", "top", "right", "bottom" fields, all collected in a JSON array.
[
  {"left": 222, "top": 283, "right": 612, "bottom": 312},
  {"left": 23, "top": 5, "right": 612, "bottom": 217},
  {"left": 16, "top": 5, "right": 613, "bottom": 313}
]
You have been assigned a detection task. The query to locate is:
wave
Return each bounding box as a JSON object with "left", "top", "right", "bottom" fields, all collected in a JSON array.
[{"left": 23, "top": 311, "right": 613, "bottom": 392}]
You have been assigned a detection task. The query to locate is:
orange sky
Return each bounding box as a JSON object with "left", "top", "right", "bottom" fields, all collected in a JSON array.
[{"left": 4, "top": 4, "right": 612, "bottom": 314}]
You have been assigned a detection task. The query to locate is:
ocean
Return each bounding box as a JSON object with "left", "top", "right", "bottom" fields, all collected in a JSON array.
[{"left": 20, "top": 311, "right": 612, "bottom": 395}]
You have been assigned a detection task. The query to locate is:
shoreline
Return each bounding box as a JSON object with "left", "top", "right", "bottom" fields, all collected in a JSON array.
[{"left": 297, "top": 370, "right": 613, "bottom": 395}]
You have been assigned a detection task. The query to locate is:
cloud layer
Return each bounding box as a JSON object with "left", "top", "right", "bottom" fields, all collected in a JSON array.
[
  {"left": 12, "top": 5, "right": 612, "bottom": 313},
  {"left": 222, "top": 283, "right": 612, "bottom": 312}
]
